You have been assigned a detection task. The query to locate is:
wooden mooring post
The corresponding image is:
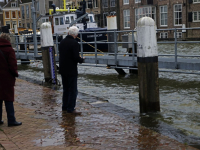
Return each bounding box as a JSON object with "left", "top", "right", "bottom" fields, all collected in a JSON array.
[
  {"left": 137, "top": 17, "right": 160, "bottom": 113},
  {"left": 40, "top": 22, "right": 57, "bottom": 84}
]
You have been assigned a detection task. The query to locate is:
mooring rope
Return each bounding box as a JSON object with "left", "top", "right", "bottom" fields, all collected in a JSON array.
[{"left": 77, "top": 36, "right": 104, "bottom": 53}]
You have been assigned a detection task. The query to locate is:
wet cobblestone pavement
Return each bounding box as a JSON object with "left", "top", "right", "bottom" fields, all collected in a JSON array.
[{"left": 0, "top": 79, "right": 199, "bottom": 150}]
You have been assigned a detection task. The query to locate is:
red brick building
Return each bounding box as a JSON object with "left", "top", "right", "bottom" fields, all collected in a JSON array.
[{"left": 119, "top": 0, "right": 200, "bottom": 40}]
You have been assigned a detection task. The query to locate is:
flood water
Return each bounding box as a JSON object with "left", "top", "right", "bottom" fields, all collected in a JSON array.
[{"left": 17, "top": 43, "right": 200, "bottom": 144}]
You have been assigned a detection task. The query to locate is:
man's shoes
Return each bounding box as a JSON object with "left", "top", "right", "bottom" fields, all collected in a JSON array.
[
  {"left": 8, "top": 121, "right": 22, "bottom": 127},
  {"left": 69, "top": 110, "right": 82, "bottom": 115},
  {"left": 0, "top": 120, "right": 3, "bottom": 125}
]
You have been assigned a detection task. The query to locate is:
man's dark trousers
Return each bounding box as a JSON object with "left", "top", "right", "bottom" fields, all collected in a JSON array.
[
  {"left": 0, "top": 100, "right": 16, "bottom": 123},
  {"left": 61, "top": 74, "right": 78, "bottom": 113}
]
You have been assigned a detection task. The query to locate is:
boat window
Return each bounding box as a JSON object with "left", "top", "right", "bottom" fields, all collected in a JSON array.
[
  {"left": 55, "top": 18, "right": 59, "bottom": 25},
  {"left": 89, "top": 16, "right": 94, "bottom": 22},
  {"left": 46, "top": 19, "right": 49, "bottom": 22},
  {"left": 42, "top": 19, "right": 45, "bottom": 23},
  {"left": 65, "top": 17, "right": 70, "bottom": 24},
  {"left": 60, "top": 17, "right": 64, "bottom": 25},
  {"left": 71, "top": 16, "right": 74, "bottom": 22}
]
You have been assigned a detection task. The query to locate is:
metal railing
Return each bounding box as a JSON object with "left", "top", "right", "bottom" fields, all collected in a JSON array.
[{"left": 11, "top": 27, "right": 200, "bottom": 74}]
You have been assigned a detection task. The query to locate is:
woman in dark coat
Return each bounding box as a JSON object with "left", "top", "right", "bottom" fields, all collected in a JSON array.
[{"left": 0, "top": 33, "right": 22, "bottom": 127}]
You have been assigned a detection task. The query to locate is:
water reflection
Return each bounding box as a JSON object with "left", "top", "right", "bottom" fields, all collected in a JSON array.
[
  {"left": 17, "top": 43, "right": 200, "bottom": 140},
  {"left": 158, "top": 43, "right": 200, "bottom": 57},
  {"left": 61, "top": 112, "right": 80, "bottom": 146},
  {"left": 135, "top": 126, "right": 159, "bottom": 150}
]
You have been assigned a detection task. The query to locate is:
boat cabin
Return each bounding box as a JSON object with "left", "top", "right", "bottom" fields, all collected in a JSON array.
[{"left": 40, "top": 13, "right": 97, "bottom": 35}]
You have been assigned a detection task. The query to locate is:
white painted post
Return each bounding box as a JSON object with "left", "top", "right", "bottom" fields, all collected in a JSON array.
[
  {"left": 107, "top": 15, "right": 126, "bottom": 75},
  {"left": 137, "top": 17, "right": 160, "bottom": 113},
  {"left": 40, "top": 22, "right": 57, "bottom": 84},
  {"left": 107, "top": 15, "right": 117, "bottom": 54}
]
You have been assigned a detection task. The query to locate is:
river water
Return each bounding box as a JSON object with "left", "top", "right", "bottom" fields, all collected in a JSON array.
[{"left": 17, "top": 43, "right": 200, "bottom": 141}]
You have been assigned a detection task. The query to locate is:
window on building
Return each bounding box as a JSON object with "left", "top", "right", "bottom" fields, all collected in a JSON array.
[
  {"left": 87, "top": 0, "right": 92, "bottom": 8},
  {"left": 77, "top": 1, "right": 80, "bottom": 7},
  {"left": 193, "top": 0, "right": 200, "bottom": 3},
  {"left": 60, "top": 17, "right": 64, "bottom": 25},
  {"left": 103, "top": 13, "right": 108, "bottom": 27},
  {"left": 6, "top": 21, "right": 10, "bottom": 28},
  {"left": 36, "top": 1, "right": 39, "bottom": 11},
  {"left": 12, "top": 11, "right": 16, "bottom": 18},
  {"left": 123, "top": 9, "right": 130, "bottom": 28},
  {"left": 93, "top": 0, "right": 98, "bottom": 8},
  {"left": 174, "top": 4, "right": 182, "bottom": 26},
  {"left": 102, "top": 0, "right": 108, "bottom": 8},
  {"left": 49, "top": 1, "right": 53, "bottom": 8},
  {"left": 18, "top": 11, "right": 21, "bottom": 18},
  {"left": 27, "top": 23, "right": 30, "bottom": 28},
  {"left": 21, "top": 6, "right": 25, "bottom": 19},
  {"left": 26, "top": 5, "right": 29, "bottom": 18},
  {"left": 83, "top": 1, "right": 87, "bottom": 9},
  {"left": 174, "top": 32, "right": 182, "bottom": 38},
  {"left": 135, "top": 7, "right": 156, "bottom": 26},
  {"left": 124, "top": 0, "right": 129, "bottom": 4},
  {"left": 135, "top": 0, "right": 141, "bottom": 3},
  {"left": 110, "top": 0, "right": 115, "bottom": 7},
  {"left": 11, "top": 2, "right": 16, "bottom": 7},
  {"left": 160, "top": 32, "right": 168, "bottom": 38},
  {"left": 5, "top": 11, "right": 9, "bottom": 19},
  {"left": 160, "top": 5, "right": 168, "bottom": 26},
  {"left": 19, "top": 21, "right": 21, "bottom": 27},
  {"left": 193, "top": 11, "right": 200, "bottom": 22},
  {"left": 12, "top": 21, "right": 17, "bottom": 28}
]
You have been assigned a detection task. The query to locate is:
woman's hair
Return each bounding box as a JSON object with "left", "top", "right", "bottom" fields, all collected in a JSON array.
[
  {"left": 0, "top": 33, "right": 11, "bottom": 42},
  {"left": 68, "top": 26, "right": 79, "bottom": 36}
]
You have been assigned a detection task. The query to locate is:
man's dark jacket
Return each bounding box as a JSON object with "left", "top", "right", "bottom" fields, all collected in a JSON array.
[{"left": 59, "top": 35, "right": 84, "bottom": 76}]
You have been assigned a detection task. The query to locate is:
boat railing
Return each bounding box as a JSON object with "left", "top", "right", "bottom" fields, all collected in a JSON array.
[{"left": 11, "top": 27, "right": 200, "bottom": 71}]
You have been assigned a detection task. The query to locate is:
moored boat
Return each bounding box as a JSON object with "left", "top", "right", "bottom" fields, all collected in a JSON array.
[{"left": 40, "top": 0, "right": 108, "bottom": 52}]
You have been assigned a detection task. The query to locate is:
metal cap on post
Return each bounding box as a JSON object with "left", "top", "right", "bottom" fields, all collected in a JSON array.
[
  {"left": 137, "top": 17, "right": 160, "bottom": 113},
  {"left": 40, "top": 22, "right": 57, "bottom": 84}
]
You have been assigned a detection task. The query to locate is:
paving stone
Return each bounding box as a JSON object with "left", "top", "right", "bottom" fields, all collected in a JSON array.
[{"left": 0, "top": 79, "right": 198, "bottom": 150}]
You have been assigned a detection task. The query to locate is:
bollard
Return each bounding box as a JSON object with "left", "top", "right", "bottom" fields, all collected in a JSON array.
[
  {"left": 137, "top": 17, "right": 160, "bottom": 113},
  {"left": 40, "top": 22, "right": 57, "bottom": 84},
  {"left": 107, "top": 15, "right": 126, "bottom": 75},
  {"left": 107, "top": 16, "right": 117, "bottom": 54}
]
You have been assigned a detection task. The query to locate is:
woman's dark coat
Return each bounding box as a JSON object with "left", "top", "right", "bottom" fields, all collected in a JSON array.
[
  {"left": 0, "top": 38, "right": 18, "bottom": 101},
  {"left": 59, "top": 35, "right": 84, "bottom": 76}
]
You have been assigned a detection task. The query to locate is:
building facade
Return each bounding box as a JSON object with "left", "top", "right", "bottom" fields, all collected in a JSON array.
[
  {"left": 0, "top": 1, "right": 6, "bottom": 30},
  {"left": 20, "top": 0, "right": 61, "bottom": 29},
  {"left": 2, "top": 0, "right": 198, "bottom": 39},
  {"left": 119, "top": 0, "right": 200, "bottom": 40},
  {"left": 1, "top": 0, "right": 21, "bottom": 31}
]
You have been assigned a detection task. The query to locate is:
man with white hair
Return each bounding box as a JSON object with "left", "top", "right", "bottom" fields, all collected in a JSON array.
[{"left": 59, "top": 26, "right": 84, "bottom": 114}]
